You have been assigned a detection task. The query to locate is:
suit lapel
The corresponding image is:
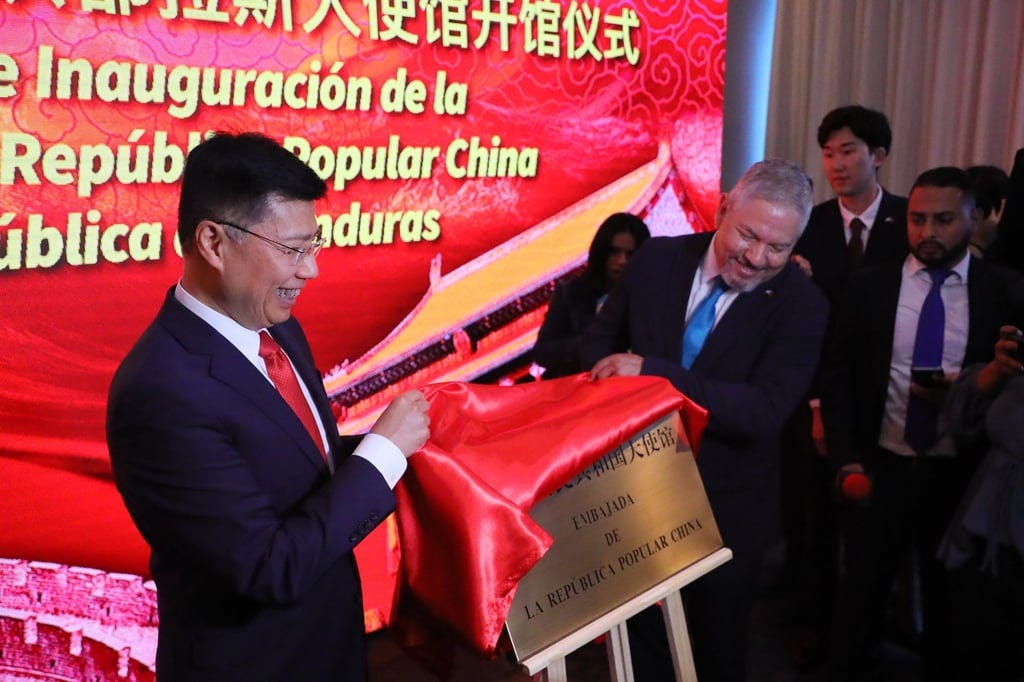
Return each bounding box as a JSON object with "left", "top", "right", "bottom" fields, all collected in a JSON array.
[
  {"left": 813, "top": 201, "right": 850, "bottom": 286},
  {"left": 963, "top": 257, "right": 1004, "bottom": 365},
  {"left": 864, "top": 191, "right": 903, "bottom": 261},
  {"left": 270, "top": 322, "right": 341, "bottom": 461},
  {"left": 823, "top": 200, "right": 848, "bottom": 259},
  {"left": 665, "top": 233, "right": 712, "bottom": 362},
  {"left": 871, "top": 262, "right": 904, "bottom": 387},
  {"left": 158, "top": 294, "right": 330, "bottom": 473},
  {"left": 874, "top": 191, "right": 902, "bottom": 227},
  {"left": 695, "top": 268, "right": 785, "bottom": 369}
]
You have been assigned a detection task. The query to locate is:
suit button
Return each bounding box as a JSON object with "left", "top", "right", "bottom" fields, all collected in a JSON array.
[{"left": 349, "top": 533, "right": 358, "bottom": 542}]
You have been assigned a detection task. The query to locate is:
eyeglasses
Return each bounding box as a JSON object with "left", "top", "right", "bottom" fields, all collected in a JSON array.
[{"left": 213, "top": 220, "right": 324, "bottom": 266}]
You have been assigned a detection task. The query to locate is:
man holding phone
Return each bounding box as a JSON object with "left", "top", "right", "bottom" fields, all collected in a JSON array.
[{"left": 821, "top": 166, "right": 1021, "bottom": 681}]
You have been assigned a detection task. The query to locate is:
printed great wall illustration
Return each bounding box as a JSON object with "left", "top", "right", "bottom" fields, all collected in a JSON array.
[{"left": 0, "top": 559, "right": 156, "bottom": 681}]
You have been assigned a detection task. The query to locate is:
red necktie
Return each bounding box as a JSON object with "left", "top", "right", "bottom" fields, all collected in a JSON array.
[{"left": 258, "top": 331, "right": 327, "bottom": 462}]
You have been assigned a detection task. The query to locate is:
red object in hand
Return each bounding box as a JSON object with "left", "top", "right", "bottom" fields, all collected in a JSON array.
[{"left": 840, "top": 471, "right": 872, "bottom": 502}]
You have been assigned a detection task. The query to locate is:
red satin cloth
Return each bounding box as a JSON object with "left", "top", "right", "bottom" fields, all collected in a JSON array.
[{"left": 393, "top": 374, "right": 709, "bottom": 655}]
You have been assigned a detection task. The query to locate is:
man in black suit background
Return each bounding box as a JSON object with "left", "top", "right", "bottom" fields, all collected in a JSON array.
[
  {"left": 780, "top": 106, "right": 910, "bottom": 669},
  {"left": 822, "top": 166, "right": 1019, "bottom": 681},
  {"left": 990, "top": 146, "right": 1024, "bottom": 272},
  {"left": 583, "top": 159, "right": 828, "bottom": 682},
  {"left": 791, "top": 105, "right": 909, "bottom": 298}
]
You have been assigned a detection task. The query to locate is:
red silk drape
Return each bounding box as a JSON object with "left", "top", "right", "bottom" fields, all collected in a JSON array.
[{"left": 393, "top": 374, "right": 708, "bottom": 655}]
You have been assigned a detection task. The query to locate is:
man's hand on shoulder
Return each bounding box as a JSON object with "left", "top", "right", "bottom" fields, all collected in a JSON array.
[
  {"left": 790, "top": 254, "right": 813, "bottom": 278},
  {"left": 370, "top": 390, "right": 430, "bottom": 458},
  {"left": 589, "top": 353, "right": 643, "bottom": 380}
]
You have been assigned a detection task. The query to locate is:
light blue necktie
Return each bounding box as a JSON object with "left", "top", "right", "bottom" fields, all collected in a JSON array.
[{"left": 682, "top": 276, "right": 728, "bottom": 369}]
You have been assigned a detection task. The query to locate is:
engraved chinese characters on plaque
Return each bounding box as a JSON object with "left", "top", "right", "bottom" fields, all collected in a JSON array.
[{"left": 505, "top": 411, "right": 722, "bottom": 661}]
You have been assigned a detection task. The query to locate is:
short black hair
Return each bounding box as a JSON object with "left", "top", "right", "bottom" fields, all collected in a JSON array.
[
  {"left": 910, "top": 166, "right": 976, "bottom": 208},
  {"left": 583, "top": 213, "right": 650, "bottom": 286},
  {"left": 965, "top": 165, "right": 1010, "bottom": 219},
  {"left": 817, "top": 105, "right": 893, "bottom": 154},
  {"left": 177, "top": 132, "right": 327, "bottom": 251}
]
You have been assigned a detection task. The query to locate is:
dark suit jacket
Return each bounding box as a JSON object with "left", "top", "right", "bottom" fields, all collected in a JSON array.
[
  {"left": 533, "top": 275, "right": 604, "bottom": 378},
  {"left": 581, "top": 233, "right": 828, "bottom": 553},
  {"left": 992, "top": 147, "right": 1024, "bottom": 272},
  {"left": 794, "top": 190, "right": 909, "bottom": 306},
  {"left": 821, "top": 256, "right": 1021, "bottom": 467},
  {"left": 107, "top": 290, "right": 394, "bottom": 681},
  {"left": 794, "top": 191, "right": 908, "bottom": 397}
]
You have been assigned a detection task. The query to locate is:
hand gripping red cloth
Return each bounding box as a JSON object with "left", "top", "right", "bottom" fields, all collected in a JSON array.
[{"left": 392, "top": 373, "right": 708, "bottom": 655}]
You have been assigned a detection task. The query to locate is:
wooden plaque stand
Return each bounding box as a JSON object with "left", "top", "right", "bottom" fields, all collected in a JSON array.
[{"left": 520, "top": 547, "right": 732, "bottom": 682}]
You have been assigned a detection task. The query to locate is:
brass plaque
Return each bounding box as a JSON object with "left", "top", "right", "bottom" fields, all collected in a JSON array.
[{"left": 505, "top": 411, "right": 722, "bottom": 661}]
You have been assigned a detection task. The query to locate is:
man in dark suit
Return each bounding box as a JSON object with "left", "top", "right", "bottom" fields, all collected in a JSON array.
[
  {"left": 791, "top": 105, "right": 909, "bottom": 300},
  {"left": 782, "top": 105, "right": 910, "bottom": 669},
  {"left": 583, "top": 159, "right": 828, "bottom": 682},
  {"left": 822, "top": 167, "right": 1020, "bottom": 681},
  {"left": 107, "top": 132, "right": 430, "bottom": 681},
  {"left": 991, "top": 146, "right": 1024, "bottom": 272}
]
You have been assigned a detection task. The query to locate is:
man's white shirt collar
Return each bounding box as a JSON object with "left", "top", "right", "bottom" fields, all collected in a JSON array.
[
  {"left": 906, "top": 250, "right": 971, "bottom": 283},
  {"left": 174, "top": 281, "right": 263, "bottom": 369},
  {"left": 839, "top": 185, "right": 884, "bottom": 230}
]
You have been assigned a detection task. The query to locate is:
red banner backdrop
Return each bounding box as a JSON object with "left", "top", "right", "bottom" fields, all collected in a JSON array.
[{"left": 0, "top": 0, "right": 726, "bottom": 663}]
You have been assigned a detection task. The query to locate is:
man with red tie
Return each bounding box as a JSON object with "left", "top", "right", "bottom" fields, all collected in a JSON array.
[
  {"left": 107, "top": 132, "right": 430, "bottom": 681},
  {"left": 780, "top": 106, "right": 910, "bottom": 669},
  {"left": 791, "top": 105, "right": 909, "bottom": 298}
]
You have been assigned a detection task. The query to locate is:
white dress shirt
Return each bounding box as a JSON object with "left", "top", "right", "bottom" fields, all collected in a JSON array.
[
  {"left": 685, "top": 234, "right": 741, "bottom": 327},
  {"left": 838, "top": 185, "right": 884, "bottom": 246},
  {"left": 878, "top": 254, "right": 971, "bottom": 457}
]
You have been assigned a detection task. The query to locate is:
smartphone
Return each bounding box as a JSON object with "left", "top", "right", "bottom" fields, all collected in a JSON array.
[{"left": 910, "top": 366, "right": 945, "bottom": 387}]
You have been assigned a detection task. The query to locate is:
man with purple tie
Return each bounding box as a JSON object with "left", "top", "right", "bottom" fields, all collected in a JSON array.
[{"left": 822, "top": 166, "right": 1020, "bottom": 681}]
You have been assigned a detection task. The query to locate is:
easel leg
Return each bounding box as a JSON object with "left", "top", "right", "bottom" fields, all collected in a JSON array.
[
  {"left": 662, "top": 590, "right": 697, "bottom": 682},
  {"left": 533, "top": 656, "right": 567, "bottom": 682},
  {"left": 605, "top": 622, "right": 635, "bottom": 682}
]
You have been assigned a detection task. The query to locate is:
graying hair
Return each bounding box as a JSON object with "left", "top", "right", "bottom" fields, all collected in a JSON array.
[{"left": 723, "top": 159, "right": 815, "bottom": 234}]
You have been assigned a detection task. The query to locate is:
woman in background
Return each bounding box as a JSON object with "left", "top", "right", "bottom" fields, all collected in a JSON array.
[{"left": 533, "top": 212, "right": 650, "bottom": 378}]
